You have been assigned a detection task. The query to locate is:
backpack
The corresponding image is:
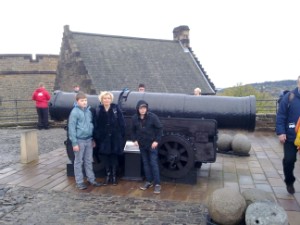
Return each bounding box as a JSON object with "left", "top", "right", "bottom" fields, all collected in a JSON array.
[
  {"left": 278, "top": 90, "right": 294, "bottom": 106},
  {"left": 278, "top": 90, "right": 290, "bottom": 104}
]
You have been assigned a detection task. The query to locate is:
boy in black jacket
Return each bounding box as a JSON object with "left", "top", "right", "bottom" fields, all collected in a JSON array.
[{"left": 131, "top": 100, "right": 163, "bottom": 194}]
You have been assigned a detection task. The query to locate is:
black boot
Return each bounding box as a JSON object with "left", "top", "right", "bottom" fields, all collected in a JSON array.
[
  {"left": 103, "top": 167, "right": 111, "bottom": 185},
  {"left": 112, "top": 166, "right": 117, "bottom": 186}
]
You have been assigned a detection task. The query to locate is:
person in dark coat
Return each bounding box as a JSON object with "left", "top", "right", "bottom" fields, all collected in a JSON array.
[
  {"left": 131, "top": 100, "right": 163, "bottom": 194},
  {"left": 94, "top": 91, "right": 125, "bottom": 185},
  {"left": 276, "top": 76, "right": 300, "bottom": 194}
]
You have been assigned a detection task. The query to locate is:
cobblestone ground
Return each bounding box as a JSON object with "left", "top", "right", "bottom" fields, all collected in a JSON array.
[
  {"left": 0, "top": 185, "right": 208, "bottom": 225},
  {"left": 0, "top": 128, "right": 66, "bottom": 170},
  {"left": 0, "top": 128, "right": 209, "bottom": 225}
]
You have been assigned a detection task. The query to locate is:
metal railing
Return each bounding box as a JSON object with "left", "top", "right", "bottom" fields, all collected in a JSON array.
[
  {"left": 256, "top": 99, "right": 278, "bottom": 114},
  {"left": 0, "top": 99, "right": 38, "bottom": 124}
]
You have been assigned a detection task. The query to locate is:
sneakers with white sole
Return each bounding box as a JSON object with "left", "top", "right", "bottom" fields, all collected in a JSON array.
[
  {"left": 154, "top": 184, "right": 161, "bottom": 194},
  {"left": 140, "top": 182, "right": 153, "bottom": 190}
]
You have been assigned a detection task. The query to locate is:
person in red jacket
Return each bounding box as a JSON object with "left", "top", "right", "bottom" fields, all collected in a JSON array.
[{"left": 32, "top": 82, "right": 51, "bottom": 129}]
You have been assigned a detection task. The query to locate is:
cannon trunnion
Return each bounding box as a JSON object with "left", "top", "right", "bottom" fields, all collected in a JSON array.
[{"left": 49, "top": 90, "right": 256, "bottom": 183}]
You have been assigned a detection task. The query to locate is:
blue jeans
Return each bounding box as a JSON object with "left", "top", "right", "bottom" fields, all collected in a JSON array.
[
  {"left": 140, "top": 147, "right": 160, "bottom": 185},
  {"left": 283, "top": 141, "right": 298, "bottom": 185},
  {"left": 74, "top": 138, "right": 95, "bottom": 184}
]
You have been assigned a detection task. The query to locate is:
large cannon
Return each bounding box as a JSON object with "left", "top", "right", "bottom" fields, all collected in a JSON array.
[{"left": 49, "top": 90, "right": 256, "bottom": 183}]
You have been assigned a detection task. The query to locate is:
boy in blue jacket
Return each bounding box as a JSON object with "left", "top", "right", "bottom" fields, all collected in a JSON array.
[
  {"left": 68, "top": 92, "right": 102, "bottom": 190},
  {"left": 276, "top": 76, "right": 300, "bottom": 194}
]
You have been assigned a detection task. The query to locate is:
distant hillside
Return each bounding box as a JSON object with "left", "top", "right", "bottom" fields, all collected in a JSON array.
[{"left": 218, "top": 80, "right": 296, "bottom": 98}]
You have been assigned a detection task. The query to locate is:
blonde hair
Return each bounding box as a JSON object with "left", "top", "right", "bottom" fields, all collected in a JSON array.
[
  {"left": 38, "top": 82, "right": 45, "bottom": 88},
  {"left": 194, "top": 87, "right": 201, "bottom": 95},
  {"left": 98, "top": 91, "right": 114, "bottom": 103}
]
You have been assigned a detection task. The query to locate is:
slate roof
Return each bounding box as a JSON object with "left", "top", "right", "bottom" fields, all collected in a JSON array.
[{"left": 70, "top": 30, "right": 216, "bottom": 94}]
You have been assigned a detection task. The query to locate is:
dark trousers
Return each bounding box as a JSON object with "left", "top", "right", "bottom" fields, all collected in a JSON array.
[
  {"left": 36, "top": 107, "right": 49, "bottom": 129},
  {"left": 140, "top": 147, "right": 160, "bottom": 185},
  {"left": 101, "top": 154, "right": 118, "bottom": 168},
  {"left": 283, "top": 141, "right": 298, "bottom": 185}
]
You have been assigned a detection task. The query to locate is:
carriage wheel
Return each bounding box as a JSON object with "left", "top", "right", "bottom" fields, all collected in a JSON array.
[{"left": 158, "top": 134, "right": 195, "bottom": 179}]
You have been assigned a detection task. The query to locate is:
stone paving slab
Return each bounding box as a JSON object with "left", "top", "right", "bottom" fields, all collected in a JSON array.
[
  {"left": 0, "top": 128, "right": 66, "bottom": 170},
  {"left": 0, "top": 185, "right": 208, "bottom": 225},
  {"left": 1, "top": 128, "right": 300, "bottom": 224}
]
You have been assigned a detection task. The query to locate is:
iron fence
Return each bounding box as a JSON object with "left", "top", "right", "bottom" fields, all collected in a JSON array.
[
  {"left": 256, "top": 99, "right": 278, "bottom": 114},
  {"left": 0, "top": 99, "right": 38, "bottom": 124}
]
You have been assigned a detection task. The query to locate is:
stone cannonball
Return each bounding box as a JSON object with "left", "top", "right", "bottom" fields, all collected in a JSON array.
[
  {"left": 217, "top": 133, "right": 233, "bottom": 152},
  {"left": 208, "top": 188, "right": 247, "bottom": 225},
  {"left": 232, "top": 133, "right": 251, "bottom": 155}
]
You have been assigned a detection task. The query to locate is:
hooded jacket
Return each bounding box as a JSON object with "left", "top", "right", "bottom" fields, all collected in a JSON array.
[
  {"left": 32, "top": 87, "right": 51, "bottom": 108},
  {"left": 276, "top": 87, "right": 300, "bottom": 142},
  {"left": 68, "top": 104, "right": 94, "bottom": 147},
  {"left": 131, "top": 100, "right": 163, "bottom": 148}
]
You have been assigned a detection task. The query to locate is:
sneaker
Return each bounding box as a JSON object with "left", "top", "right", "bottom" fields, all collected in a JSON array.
[
  {"left": 89, "top": 181, "right": 103, "bottom": 187},
  {"left": 76, "top": 182, "right": 87, "bottom": 190},
  {"left": 154, "top": 184, "right": 161, "bottom": 194},
  {"left": 286, "top": 184, "right": 295, "bottom": 194},
  {"left": 140, "top": 182, "right": 153, "bottom": 190}
]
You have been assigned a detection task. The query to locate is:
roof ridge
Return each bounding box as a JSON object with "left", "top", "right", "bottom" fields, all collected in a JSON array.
[
  {"left": 188, "top": 47, "right": 216, "bottom": 92},
  {"left": 72, "top": 31, "right": 175, "bottom": 43}
]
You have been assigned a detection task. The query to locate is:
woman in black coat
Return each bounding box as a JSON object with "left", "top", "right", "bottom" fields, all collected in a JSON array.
[{"left": 94, "top": 91, "right": 125, "bottom": 185}]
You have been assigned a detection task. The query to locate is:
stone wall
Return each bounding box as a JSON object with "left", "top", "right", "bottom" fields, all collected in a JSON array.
[
  {"left": 55, "top": 25, "right": 95, "bottom": 94},
  {"left": 0, "top": 54, "right": 58, "bottom": 72},
  {"left": 255, "top": 114, "right": 276, "bottom": 132},
  {"left": 0, "top": 54, "right": 58, "bottom": 97},
  {"left": 0, "top": 54, "right": 58, "bottom": 123}
]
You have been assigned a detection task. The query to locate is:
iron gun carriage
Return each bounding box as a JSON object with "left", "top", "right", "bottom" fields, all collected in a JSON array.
[{"left": 49, "top": 90, "right": 256, "bottom": 183}]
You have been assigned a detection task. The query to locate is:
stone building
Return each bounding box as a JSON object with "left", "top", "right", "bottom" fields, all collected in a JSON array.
[
  {"left": 55, "top": 25, "right": 216, "bottom": 95},
  {"left": 0, "top": 25, "right": 217, "bottom": 124}
]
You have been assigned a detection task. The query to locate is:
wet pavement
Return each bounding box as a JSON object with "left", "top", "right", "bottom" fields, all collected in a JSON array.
[
  {"left": 0, "top": 128, "right": 66, "bottom": 170},
  {"left": 0, "top": 185, "right": 207, "bottom": 225},
  {"left": 0, "top": 128, "right": 300, "bottom": 225},
  {"left": 0, "top": 128, "right": 209, "bottom": 225}
]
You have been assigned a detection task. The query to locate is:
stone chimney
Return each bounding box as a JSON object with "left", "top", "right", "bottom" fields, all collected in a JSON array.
[{"left": 173, "top": 25, "right": 190, "bottom": 48}]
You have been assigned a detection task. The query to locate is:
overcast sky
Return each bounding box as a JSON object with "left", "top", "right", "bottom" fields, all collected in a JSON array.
[{"left": 1, "top": 0, "right": 299, "bottom": 88}]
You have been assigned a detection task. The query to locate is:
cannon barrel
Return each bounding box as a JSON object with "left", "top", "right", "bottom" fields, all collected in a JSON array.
[{"left": 49, "top": 90, "right": 256, "bottom": 131}]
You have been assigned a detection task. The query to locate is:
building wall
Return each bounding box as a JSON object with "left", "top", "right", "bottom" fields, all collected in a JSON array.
[
  {"left": 55, "top": 25, "right": 96, "bottom": 94},
  {"left": 0, "top": 54, "right": 58, "bottom": 99},
  {"left": 0, "top": 54, "right": 58, "bottom": 72},
  {"left": 256, "top": 114, "right": 276, "bottom": 132},
  {"left": 0, "top": 54, "right": 58, "bottom": 122}
]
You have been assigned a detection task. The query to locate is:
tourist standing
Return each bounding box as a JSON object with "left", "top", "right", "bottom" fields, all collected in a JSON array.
[
  {"left": 131, "top": 100, "right": 163, "bottom": 194},
  {"left": 68, "top": 92, "right": 102, "bottom": 190},
  {"left": 276, "top": 76, "right": 300, "bottom": 194},
  {"left": 94, "top": 91, "right": 125, "bottom": 186},
  {"left": 32, "top": 82, "right": 51, "bottom": 129}
]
